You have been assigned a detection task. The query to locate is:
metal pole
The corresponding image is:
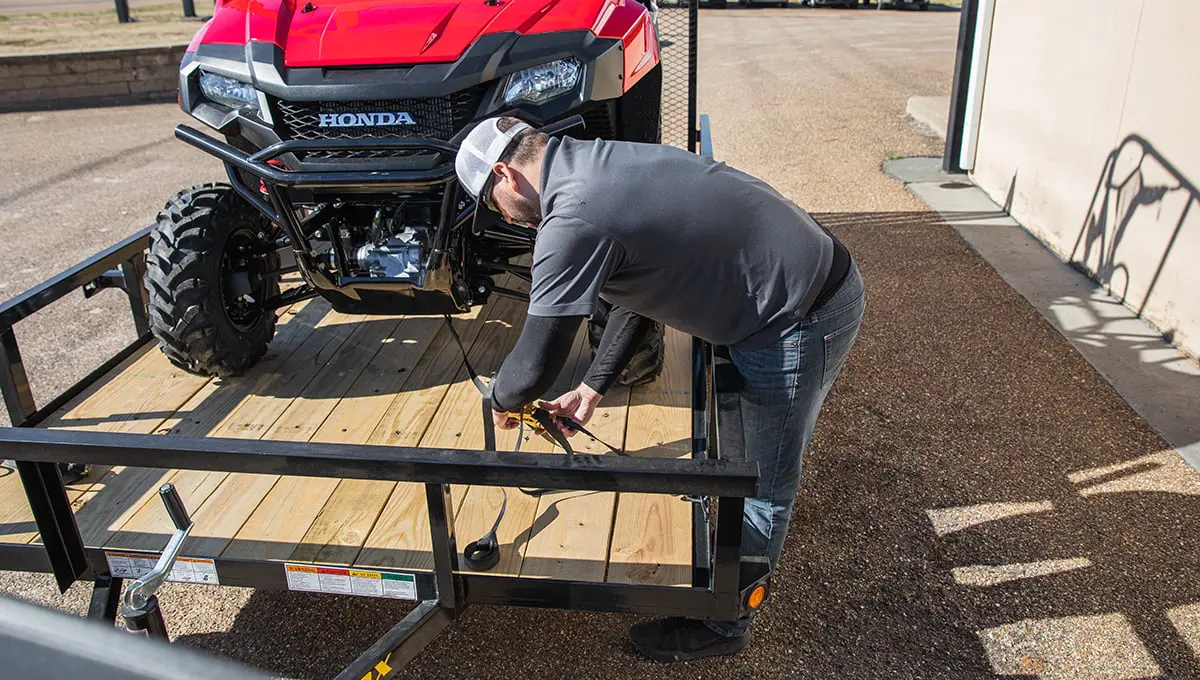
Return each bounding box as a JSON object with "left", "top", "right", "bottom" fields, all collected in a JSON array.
[
  {"left": 121, "top": 594, "right": 170, "bottom": 639},
  {"left": 425, "top": 483, "right": 460, "bottom": 610},
  {"left": 943, "top": 0, "right": 980, "bottom": 173},
  {"left": 687, "top": 0, "right": 700, "bottom": 153},
  {"left": 120, "top": 258, "right": 150, "bottom": 338},
  {"left": 88, "top": 574, "right": 124, "bottom": 623},
  {"left": 181, "top": 0, "right": 197, "bottom": 18},
  {"left": 114, "top": 0, "right": 132, "bottom": 23}
]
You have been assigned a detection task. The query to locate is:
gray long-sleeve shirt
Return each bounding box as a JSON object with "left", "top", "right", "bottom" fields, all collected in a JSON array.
[{"left": 527, "top": 136, "right": 834, "bottom": 350}]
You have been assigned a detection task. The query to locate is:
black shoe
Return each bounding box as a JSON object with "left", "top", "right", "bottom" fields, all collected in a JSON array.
[{"left": 628, "top": 617, "right": 747, "bottom": 663}]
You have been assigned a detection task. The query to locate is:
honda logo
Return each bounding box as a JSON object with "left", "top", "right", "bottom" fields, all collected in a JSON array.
[{"left": 318, "top": 112, "right": 417, "bottom": 128}]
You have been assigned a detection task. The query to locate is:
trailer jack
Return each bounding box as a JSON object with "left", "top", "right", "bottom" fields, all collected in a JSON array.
[{"left": 120, "top": 483, "right": 192, "bottom": 638}]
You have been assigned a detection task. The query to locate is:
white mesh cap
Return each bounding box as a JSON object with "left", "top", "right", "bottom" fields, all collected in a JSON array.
[{"left": 455, "top": 118, "right": 533, "bottom": 199}]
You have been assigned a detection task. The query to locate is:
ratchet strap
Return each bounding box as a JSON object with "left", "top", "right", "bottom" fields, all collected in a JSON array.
[{"left": 441, "top": 315, "right": 621, "bottom": 571}]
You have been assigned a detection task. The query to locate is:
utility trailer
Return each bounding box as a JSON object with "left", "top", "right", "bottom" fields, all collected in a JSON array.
[{"left": 0, "top": 7, "right": 771, "bottom": 675}]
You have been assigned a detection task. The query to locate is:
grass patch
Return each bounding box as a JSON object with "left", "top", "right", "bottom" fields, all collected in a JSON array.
[{"left": 0, "top": 4, "right": 202, "bottom": 55}]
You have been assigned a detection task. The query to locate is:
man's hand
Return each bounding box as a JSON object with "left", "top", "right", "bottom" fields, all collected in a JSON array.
[
  {"left": 540, "top": 384, "right": 603, "bottom": 437},
  {"left": 492, "top": 409, "right": 520, "bottom": 431}
]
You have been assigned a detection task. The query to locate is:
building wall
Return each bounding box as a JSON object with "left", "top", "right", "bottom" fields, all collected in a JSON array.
[{"left": 969, "top": 0, "right": 1199, "bottom": 359}]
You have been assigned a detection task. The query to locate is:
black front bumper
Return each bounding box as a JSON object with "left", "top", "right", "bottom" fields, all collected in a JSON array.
[{"left": 175, "top": 117, "right": 582, "bottom": 316}]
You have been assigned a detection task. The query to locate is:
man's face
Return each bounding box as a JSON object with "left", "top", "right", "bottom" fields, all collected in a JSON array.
[{"left": 485, "top": 164, "right": 542, "bottom": 228}]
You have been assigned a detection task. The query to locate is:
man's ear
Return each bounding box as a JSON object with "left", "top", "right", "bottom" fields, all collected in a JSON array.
[{"left": 492, "top": 162, "right": 519, "bottom": 191}]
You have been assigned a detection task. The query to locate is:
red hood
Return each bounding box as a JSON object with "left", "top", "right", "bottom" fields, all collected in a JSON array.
[{"left": 193, "top": 0, "right": 625, "bottom": 67}]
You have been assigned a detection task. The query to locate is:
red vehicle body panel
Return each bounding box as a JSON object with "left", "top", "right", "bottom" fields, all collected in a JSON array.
[{"left": 188, "top": 0, "right": 658, "bottom": 91}]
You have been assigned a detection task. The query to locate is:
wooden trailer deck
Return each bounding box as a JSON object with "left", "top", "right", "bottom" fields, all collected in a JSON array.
[{"left": 0, "top": 288, "right": 696, "bottom": 586}]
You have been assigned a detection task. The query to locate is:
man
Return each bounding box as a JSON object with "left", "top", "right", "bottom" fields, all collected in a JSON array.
[{"left": 454, "top": 116, "right": 865, "bottom": 662}]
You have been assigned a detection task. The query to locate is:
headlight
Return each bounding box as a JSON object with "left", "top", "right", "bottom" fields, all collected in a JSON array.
[
  {"left": 502, "top": 59, "right": 582, "bottom": 106},
  {"left": 199, "top": 72, "right": 258, "bottom": 109}
]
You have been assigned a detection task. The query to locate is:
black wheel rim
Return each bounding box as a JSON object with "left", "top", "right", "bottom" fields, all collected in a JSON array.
[{"left": 220, "top": 226, "right": 273, "bottom": 331}]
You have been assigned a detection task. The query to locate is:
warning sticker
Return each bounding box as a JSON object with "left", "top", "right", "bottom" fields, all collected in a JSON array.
[
  {"left": 104, "top": 552, "right": 219, "bottom": 585},
  {"left": 284, "top": 564, "right": 416, "bottom": 600}
]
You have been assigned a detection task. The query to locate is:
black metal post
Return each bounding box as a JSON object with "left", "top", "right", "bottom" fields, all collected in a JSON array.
[
  {"left": 687, "top": 0, "right": 699, "bottom": 152},
  {"left": 88, "top": 574, "right": 124, "bottom": 623},
  {"left": 425, "top": 483, "right": 460, "bottom": 610},
  {"left": 711, "top": 496, "right": 744, "bottom": 614},
  {"left": 0, "top": 325, "right": 89, "bottom": 593},
  {"left": 0, "top": 327, "right": 35, "bottom": 423},
  {"left": 16, "top": 461, "right": 90, "bottom": 592},
  {"left": 121, "top": 594, "right": 170, "bottom": 639},
  {"left": 943, "top": 0, "right": 979, "bottom": 173},
  {"left": 114, "top": 0, "right": 132, "bottom": 22},
  {"left": 120, "top": 258, "right": 150, "bottom": 338},
  {"left": 690, "top": 338, "right": 712, "bottom": 588},
  {"left": 710, "top": 336, "right": 750, "bottom": 616},
  {"left": 182, "top": 0, "right": 197, "bottom": 17}
]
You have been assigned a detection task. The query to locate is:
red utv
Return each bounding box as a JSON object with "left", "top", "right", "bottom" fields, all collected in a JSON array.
[{"left": 150, "top": 0, "right": 671, "bottom": 383}]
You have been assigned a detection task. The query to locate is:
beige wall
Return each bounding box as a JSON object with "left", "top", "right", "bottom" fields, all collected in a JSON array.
[{"left": 970, "top": 0, "right": 1200, "bottom": 359}]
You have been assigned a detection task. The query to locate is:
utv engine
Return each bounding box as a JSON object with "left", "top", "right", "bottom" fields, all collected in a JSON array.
[{"left": 342, "top": 204, "right": 433, "bottom": 283}]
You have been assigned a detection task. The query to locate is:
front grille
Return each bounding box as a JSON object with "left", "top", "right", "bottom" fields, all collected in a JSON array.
[
  {"left": 578, "top": 102, "right": 616, "bottom": 140},
  {"left": 272, "top": 87, "right": 487, "bottom": 160}
]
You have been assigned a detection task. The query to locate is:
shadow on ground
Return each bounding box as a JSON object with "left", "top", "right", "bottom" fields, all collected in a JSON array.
[{"left": 166, "top": 211, "right": 1200, "bottom": 679}]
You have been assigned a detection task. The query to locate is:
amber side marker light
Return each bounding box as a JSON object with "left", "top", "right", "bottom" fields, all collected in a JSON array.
[{"left": 748, "top": 585, "right": 767, "bottom": 610}]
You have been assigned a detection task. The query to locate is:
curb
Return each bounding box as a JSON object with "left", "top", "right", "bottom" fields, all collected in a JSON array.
[
  {"left": 0, "top": 43, "right": 189, "bottom": 113},
  {"left": 905, "top": 95, "right": 948, "bottom": 140}
]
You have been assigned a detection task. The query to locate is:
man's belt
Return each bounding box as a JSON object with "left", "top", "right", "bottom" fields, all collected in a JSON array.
[{"left": 811, "top": 227, "right": 851, "bottom": 312}]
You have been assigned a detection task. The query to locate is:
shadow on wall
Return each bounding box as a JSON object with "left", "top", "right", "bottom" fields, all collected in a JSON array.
[{"left": 1070, "top": 135, "right": 1197, "bottom": 345}]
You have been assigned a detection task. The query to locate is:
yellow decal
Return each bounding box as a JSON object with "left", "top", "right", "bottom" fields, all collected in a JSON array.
[
  {"left": 374, "top": 653, "right": 394, "bottom": 677},
  {"left": 360, "top": 653, "right": 394, "bottom": 680}
]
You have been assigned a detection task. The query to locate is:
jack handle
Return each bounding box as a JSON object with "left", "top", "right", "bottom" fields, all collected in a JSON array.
[{"left": 120, "top": 484, "right": 193, "bottom": 638}]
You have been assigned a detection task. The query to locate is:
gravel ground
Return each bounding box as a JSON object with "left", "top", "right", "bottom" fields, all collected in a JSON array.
[{"left": 2, "top": 7, "right": 1198, "bottom": 679}]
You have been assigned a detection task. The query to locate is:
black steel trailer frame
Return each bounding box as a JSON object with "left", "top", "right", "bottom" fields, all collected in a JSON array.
[{"left": 0, "top": 110, "right": 770, "bottom": 674}]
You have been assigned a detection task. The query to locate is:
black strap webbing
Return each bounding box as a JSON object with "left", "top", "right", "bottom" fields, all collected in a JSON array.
[{"left": 443, "top": 313, "right": 626, "bottom": 568}]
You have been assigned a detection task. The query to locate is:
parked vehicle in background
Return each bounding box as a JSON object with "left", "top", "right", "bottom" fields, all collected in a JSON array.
[{"left": 877, "top": 0, "right": 929, "bottom": 9}]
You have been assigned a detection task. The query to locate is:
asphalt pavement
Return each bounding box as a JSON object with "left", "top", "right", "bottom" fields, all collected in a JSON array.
[{"left": 2, "top": 7, "right": 1198, "bottom": 679}]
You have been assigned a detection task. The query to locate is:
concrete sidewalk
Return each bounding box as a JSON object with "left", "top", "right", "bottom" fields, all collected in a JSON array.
[{"left": 906, "top": 95, "right": 950, "bottom": 140}]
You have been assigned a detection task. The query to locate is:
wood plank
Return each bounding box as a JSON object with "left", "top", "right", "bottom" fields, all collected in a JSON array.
[
  {"left": 309, "top": 312, "right": 456, "bottom": 444},
  {"left": 518, "top": 387, "right": 628, "bottom": 581},
  {"left": 262, "top": 313, "right": 405, "bottom": 441},
  {"left": 356, "top": 295, "right": 533, "bottom": 570},
  {"left": 82, "top": 469, "right": 229, "bottom": 552},
  {"left": 41, "top": 344, "right": 215, "bottom": 546},
  {"left": 179, "top": 473, "right": 281, "bottom": 557},
  {"left": 0, "top": 343, "right": 155, "bottom": 545},
  {"left": 607, "top": 327, "right": 694, "bottom": 586},
  {"left": 286, "top": 310, "right": 485, "bottom": 565},
  {"left": 220, "top": 476, "right": 343, "bottom": 561},
  {"left": 222, "top": 313, "right": 409, "bottom": 560},
  {"left": 178, "top": 308, "right": 365, "bottom": 558},
  {"left": 444, "top": 322, "right": 592, "bottom": 577},
  {"left": 97, "top": 299, "right": 330, "bottom": 551},
  {"left": 287, "top": 479, "right": 397, "bottom": 565},
  {"left": 349, "top": 479, "right": 436, "bottom": 569},
  {"left": 155, "top": 298, "right": 328, "bottom": 438},
  {"left": 0, "top": 466, "right": 39, "bottom": 544},
  {"left": 516, "top": 328, "right": 623, "bottom": 581}
]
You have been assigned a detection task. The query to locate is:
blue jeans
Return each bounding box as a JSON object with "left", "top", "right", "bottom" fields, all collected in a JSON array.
[{"left": 707, "top": 261, "right": 865, "bottom": 637}]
